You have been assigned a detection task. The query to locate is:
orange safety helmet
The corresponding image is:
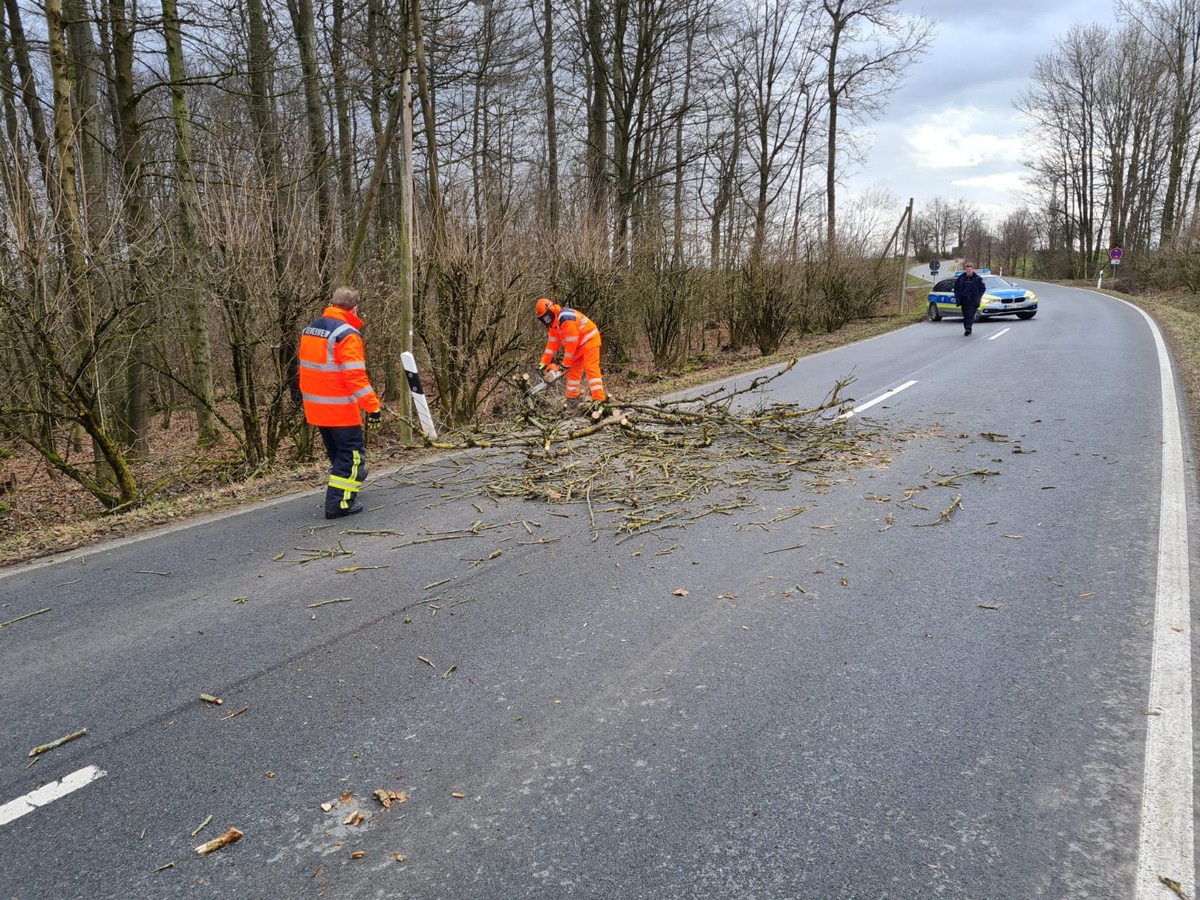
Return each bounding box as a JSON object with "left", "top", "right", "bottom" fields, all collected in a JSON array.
[{"left": 535, "top": 297, "right": 560, "bottom": 325}]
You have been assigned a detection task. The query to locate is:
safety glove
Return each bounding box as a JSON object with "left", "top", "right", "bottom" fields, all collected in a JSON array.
[{"left": 367, "top": 410, "right": 383, "bottom": 430}]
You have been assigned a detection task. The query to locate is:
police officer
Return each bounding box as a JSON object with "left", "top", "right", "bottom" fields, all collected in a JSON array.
[
  {"left": 953, "top": 263, "right": 987, "bottom": 336},
  {"left": 298, "top": 287, "right": 383, "bottom": 518}
]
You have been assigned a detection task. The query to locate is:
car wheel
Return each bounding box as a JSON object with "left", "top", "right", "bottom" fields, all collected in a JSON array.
[
  {"left": 927, "top": 302, "right": 942, "bottom": 322},
  {"left": 1016, "top": 310, "right": 1036, "bottom": 320}
]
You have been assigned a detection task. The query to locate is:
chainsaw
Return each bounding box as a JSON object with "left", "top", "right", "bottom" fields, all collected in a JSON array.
[{"left": 526, "top": 366, "right": 563, "bottom": 396}]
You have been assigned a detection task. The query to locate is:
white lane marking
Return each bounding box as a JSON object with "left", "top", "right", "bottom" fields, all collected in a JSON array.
[
  {"left": 838, "top": 379, "right": 918, "bottom": 420},
  {"left": 988, "top": 327, "right": 1010, "bottom": 341},
  {"left": 0, "top": 765, "right": 107, "bottom": 827},
  {"left": 1125, "top": 301, "right": 1194, "bottom": 899}
]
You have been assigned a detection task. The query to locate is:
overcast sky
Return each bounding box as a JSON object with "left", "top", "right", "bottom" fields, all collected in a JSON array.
[{"left": 845, "top": 0, "right": 1122, "bottom": 225}]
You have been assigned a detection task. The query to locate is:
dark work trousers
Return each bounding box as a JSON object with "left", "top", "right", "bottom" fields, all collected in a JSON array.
[
  {"left": 320, "top": 425, "right": 367, "bottom": 514},
  {"left": 961, "top": 301, "right": 980, "bottom": 333}
]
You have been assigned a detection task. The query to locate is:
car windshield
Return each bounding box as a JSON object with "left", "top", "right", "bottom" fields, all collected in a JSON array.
[{"left": 982, "top": 275, "right": 1013, "bottom": 290}]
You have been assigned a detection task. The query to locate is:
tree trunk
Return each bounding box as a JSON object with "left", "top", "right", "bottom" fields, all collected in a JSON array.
[
  {"left": 0, "top": 0, "right": 40, "bottom": 284},
  {"left": 161, "top": 0, "right": 218, "bottom": 445},
  {"left": 823, "top": 1, "right": 843, "bottom": 247},
  {"left": 410, "top": 0, "right": 446, "bottom": 253},
  {"left": 246, "top": 0, "right": 287, "bottom": 462},
  {"left": 539, "top": 0, "right": 560, "bottom": 234},
  {"left": 287, "top": 0, "right": 336, "bottom": 295},
  {"left": 67, "top": 0, "right": 146, "bottom": 467},
  {"left": 5, "top": 0, "right": 58, "bottom": 216},
  {"left": 672, "top": 24, "right": 693, "bottom": 267},
  {"left": 331, "top": 0, "right": 355, "bottom": 245},
  {"left": 584, "top": 0, "right": 609, "bottom": 246},
  {"left": 106, "top": 0, "right": 153, "bottom": 458},
  {"left": 46, "top": 0, "right": 139, "bottom": 503}
]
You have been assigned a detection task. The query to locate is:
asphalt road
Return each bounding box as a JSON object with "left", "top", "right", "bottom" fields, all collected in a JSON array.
[{"left": 0, "top": 282, "right": 1194, "bottom": 899}]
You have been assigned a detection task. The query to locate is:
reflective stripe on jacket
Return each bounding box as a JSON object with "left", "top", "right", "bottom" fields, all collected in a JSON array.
[
  {"left": 299, "top": 306, "right": 382, "bottom": 427},
  {"left": 540, "top": 307, "right": 600, "bottom": 369}
]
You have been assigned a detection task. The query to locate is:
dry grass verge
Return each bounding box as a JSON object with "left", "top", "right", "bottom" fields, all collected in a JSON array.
[{"left": 1115, "top": 288, "right": 1200, "bottom": 461}]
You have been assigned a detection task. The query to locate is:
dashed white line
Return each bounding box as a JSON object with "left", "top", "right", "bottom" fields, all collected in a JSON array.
[
  {"left": 1126, "top": 301, "right": 1194, "bottom": 899},
  {"left": 988, "top": 327, "right": 1010, "bottom": 340},
  {"left": 838, "top": 379, "right": 918, "bottom": 419},
  {"left": 0, "top": 765, "right": 107, "bottom": 827}
]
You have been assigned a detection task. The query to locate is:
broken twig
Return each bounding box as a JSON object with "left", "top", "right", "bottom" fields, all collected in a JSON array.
[
  {"left": 28, "top": 728, "right": 87, "bottom": 757},
  {"left": 195, "top": 827, "right": 243, "bottom": 856},
  {"left": 307, "top": 597, "right": 353, "bottom": 608},
  {"left": 191, "top": 815, "right": 213, "bottom": 838},
  {"left": 0, "top": 608, "right": 51, "bottom": 629}
]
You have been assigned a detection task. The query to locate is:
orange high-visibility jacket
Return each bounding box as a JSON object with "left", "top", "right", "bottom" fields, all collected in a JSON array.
[
  {"left": 540, "top": 307, "right": 600, "bottom": 370},
  {"left": 299, "top": 306, "right": 382, "bottom": 427}
]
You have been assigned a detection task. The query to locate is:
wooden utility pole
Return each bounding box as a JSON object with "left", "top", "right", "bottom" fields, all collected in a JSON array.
[
  {"left": 897, "top": 197, "right": 913, "bottom": 314},
  {"left": 397, "top": 72, "right": 414, "bottom": 442}
]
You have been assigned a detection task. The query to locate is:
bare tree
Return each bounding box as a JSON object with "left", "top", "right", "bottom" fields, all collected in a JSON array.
[
  {"left": 911, "top": 196, "right": 957, "bottom": 258},
  {"left": 286, "top": 0, "right": 336, "bottom": 294},
  {"left": 243, "top": 0, "right": 292, "bottom": 461},
  {"left": 1118, "top": 0, "right": 1200, "bottom": 240},
  {"left": 736, "top": 0, "right": 819, "bottom": 265},
  {"left": 699, "top": 57, "right": 743, "bottom": 271},
  {"left": 162, "top": 0, "right": 218, "bottom": 444},
  {"left": 604, "top": 0, "right": 694, "bottom": 264},
  {"left": 1098, "top": 22, "right": 1171, "bottom": 253},
  {"left": 1019, "top": 25, "right": 1109, "bottom": 276},
  {"left": 817, "top": 0, "right": 930, "bottom": 246},
  {"left": 105, "top": 0, "right": 155, "bottom": 458},
  {"left": 997, "top": 208, "right": 1036, "bottom": 277},
  {"left": 580, "top": 0, "right": 610, "bottom": 243},
  {"left": 533, "top": 0, "right": 560, "bottom": 233}
]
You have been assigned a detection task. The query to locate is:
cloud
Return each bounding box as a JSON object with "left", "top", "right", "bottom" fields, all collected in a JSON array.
[
  {"left": 902, "top": 107, "right": 1025, "bottom": 173},
  {"left": 845, "top": 0, "right": 1120, "bottom": 220},
  {"left": 951, "top": 171, "right": 1026, "bottom": 192}
]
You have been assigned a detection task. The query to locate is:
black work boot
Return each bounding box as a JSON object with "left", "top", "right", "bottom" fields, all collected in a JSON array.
[{"left": 325, "top": 501, "right": 364, "bottom": 520}]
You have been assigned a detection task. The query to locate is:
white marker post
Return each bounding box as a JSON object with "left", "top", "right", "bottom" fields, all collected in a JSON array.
[{"left": 400, "top": 351, "right": 437, "bottom": 440}]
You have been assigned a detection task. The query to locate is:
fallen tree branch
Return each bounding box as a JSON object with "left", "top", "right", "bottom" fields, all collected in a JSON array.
[{"left": 387, "top": 369, "right": 883, "bottom": 542}]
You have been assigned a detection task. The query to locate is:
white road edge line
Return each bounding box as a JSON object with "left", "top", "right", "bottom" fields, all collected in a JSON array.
[
  {"left": 1127, "top": 300, "right": 1194, "bottom": 900},
  {"left": 988, "top": 327, "right": 1010, "bottom": 341},
  {"left": 837, "top": 379, "right": 918, "bottom": 420},
  {"left": 0, "top": 765, "right": 106, "bottom": 827}
]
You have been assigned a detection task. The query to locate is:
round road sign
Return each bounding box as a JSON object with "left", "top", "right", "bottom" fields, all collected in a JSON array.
[{"left": 1110, "top": 247, "right": 1124, "bottom": 260}]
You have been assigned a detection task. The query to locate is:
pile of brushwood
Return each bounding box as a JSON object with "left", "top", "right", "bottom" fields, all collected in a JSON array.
[{"left": 410, "top": 360, "right": 881, "bottom": 543}]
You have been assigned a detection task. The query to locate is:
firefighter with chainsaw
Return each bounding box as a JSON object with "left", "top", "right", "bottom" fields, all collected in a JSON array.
[
  {"left": 536, "top": 298, "right": 607, "bottom": 411},
  {"left": 299, "top": 286, "right": 383, "bottom": 519}
]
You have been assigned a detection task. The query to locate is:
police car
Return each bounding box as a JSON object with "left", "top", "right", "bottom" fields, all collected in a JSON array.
[{"left": 926, "top": 270, "right": 1039, "bottom": 322}]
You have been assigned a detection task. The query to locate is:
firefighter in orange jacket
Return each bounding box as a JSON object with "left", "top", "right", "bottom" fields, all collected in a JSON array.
[
  {"left": 299, "top": 286, "right": 383, "bottom": 519},
  {"left": 536, "top": 297, "right": 606, "bottom": 410}
]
